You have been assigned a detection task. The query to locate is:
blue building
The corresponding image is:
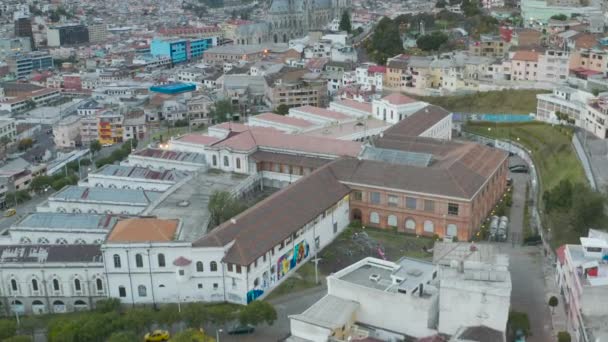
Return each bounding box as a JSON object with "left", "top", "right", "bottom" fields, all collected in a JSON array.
[
  {"left": 7, "top": 51, "right": 54, "bottom": 79},
  {"left": 150, "top": 37, "right": 216, "bottom": 64},
  {"left": 149, "top": 83, "right": 196, "bottom": 95}
]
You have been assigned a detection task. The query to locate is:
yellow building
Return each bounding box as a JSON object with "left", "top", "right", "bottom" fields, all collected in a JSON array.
[{"left": 97, "top": 111, "right": 123, "bottom": 145}]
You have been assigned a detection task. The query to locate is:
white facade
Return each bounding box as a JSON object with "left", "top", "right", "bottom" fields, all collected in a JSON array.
[
  {"left": 372, "top": 97, "right": 428, "bottom": 124},
  {"left": 0, "top": 118, "right": 17, "bottom": 143},
  {"left": 538, "top": 50, "right": 569, "bottom": 84},
  {"left": 83, "top": 172, "right": 181, "bottom": 192},
  {"left": 53, "top": 115, "right": 81, "bottom": 149},
  {"left": 419, "top": 112, "right": 453, "bottom": 140},
  {"left": 124, "top": 154, "right": 206, "bottom": 172}
]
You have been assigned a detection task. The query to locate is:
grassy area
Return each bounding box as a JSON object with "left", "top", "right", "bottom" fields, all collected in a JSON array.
[
  {"left": 465, "top": 122, "right": 586, "bottom": 191},
  {"left": 417, "top": 89, "right": 549, "bottom": 114},
  {"left": 267, "top": 223, "right": 435, "bottom": 300}
]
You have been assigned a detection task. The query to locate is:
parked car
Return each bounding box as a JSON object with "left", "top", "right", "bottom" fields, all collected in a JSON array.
[
  {"left": 144, "top": 330, "right": 170, "bottom": 342},
  {"left": 3, "top": 208, "right": 16, "bottom": 217},
  {"left": 509, "top": 165, "right": 529, "bottom": 173},
  {"left": 227, "top": 324, "right": 255, "bottom": 335}
]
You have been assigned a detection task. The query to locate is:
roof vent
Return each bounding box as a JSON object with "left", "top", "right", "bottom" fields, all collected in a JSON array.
[
  {"left": 369, "top": 274, "right": 381, "bottom": 282},
  {"left": 177, "top": 200, "right": 190, "bottom": 207}
]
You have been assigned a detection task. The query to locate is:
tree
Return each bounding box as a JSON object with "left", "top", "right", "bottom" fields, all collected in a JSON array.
[
  {"left": 435, "top": 0, "right": 447, "bottom": 7},
  {"left": 30, "top": 176, "right": 53, "bottom": 193},
  {"left": 207, "top": 304, "right": 236, "bottom": 326},
  {"left": 558, "top": 331, "right": 572, "bottom": 342},
  {"left": 210, "top": 100, "right": 234, "bottom": 124},
  {"left": 3, "top": 336, "right": 32, "bottom": 342},
  {"left": 238, "top": 301, "right": 277, "bottom": 326},
  {"left": 570, "top": 183, "right": 605, "bottom": 235},
  {"left": 416, "top": 32, "right": 449, "bottom": 51},
  {"left": 548, "top": 295, "right": 559, "bottom": 314},
  {"left": 508, "top": 311, "right": 530, "bottom": 337},
  {"left": 182, "top": 303, "right": 208, "bottom": 328},
  {"left": 172, "top": 329, "right": 214, "bottom": 342},
  {"left": 19, "top": 317, "right": 41, "bottom": 340},
  {"left": 461, "top": 0, "right": 481, "bottom": 17},
  {"left": 0, "top": 136, "right": 11, "bottom": 151},
  {"left": 95, "top": 298, "right": 121, "bottom": 313},
  {"left": 107, "top": 331, "right": 139, "bottom": 342},
  {"left": 89, "top": 140, "right": 102, "bottom": 156},
  {"left": 123, "top": 308, "right": 154, "bottom": 334},
  {"left": 0, "top": 319, "right": 17, "bottom": 340},
  {"left": 17, "top": 138, "right": 33, "bottom": 151},
  {"left": 367, "top": 17, "right": 404, "bottom": 65},
  {"left": 274, "top": 104, "right": 290, "bottom": 115},
  {"left": 208, "top": 191, "right": 249, "bottom": 228},
  {"left": 551, "top": 14, "right": 568, "bottom": 21},
  {"left": 155, "top": 304, "right": 181, "bottom": 328},
  {"left": 339, "top": 10, "right": 352, "bottom": 33}
]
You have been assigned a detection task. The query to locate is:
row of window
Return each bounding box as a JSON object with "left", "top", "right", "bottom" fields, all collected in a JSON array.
[
  {"left": 19, "top": 237, "right": 102, "bottom": 245},
  {"left": 117, "top": 281, "right": 221, "bottom": 299},
  {"left": 9, "top": 277, "right": 104, "bottom": 295},
  {"left": 367, "top": 211, "right": 458, "bottom": 236},
  {"left": 353, "top": 191, "right": 460, "bottom": 216},
  {"left": 211, "top": 155, "right": 242, "bottom": 169},
  {"left": 112, "top": 254, "right": 219, "bottom": 272}
]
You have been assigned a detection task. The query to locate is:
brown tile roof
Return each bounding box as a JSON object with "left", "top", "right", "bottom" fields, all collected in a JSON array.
[
  {"left": 250, "top": 150, "right": 332, "bottom": 168},
  {"left": 512, "top": 50, "right": 540, "bottom": 62},
  {"left": 192, "top": 164, "right": 351, "bottom": 265},
  {"left": 333, "top": 99, "right": 373, "bottom": 114},
  {"left": 382, "top": 105, "right": 450, "bottom": 137},
  {"left": 254, "top": 112, "right": 315, "bottom": 128},
  {"left": 294, "top": 106, "right": 350, "bottom": 120},
  {"left": 382, "top": 93, "right": 417, "bottom": 105},
  {"left": 106, "top": 218, "right": 180, "bottom": 243}
]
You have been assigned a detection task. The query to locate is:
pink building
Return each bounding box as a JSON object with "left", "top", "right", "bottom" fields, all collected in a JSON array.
[{"left": 509, "top": 50, "right": 540, "bottom": 81}]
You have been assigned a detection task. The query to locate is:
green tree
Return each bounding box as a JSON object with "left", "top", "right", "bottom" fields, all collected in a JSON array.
[
  {"left": 0, "top": 319, "right": 17, "bottom": 340},
  {"left": 3, "top": 336, "right": 32, "bottom": 342},
  {"left": 156, "top": 304, "right": 181, "bottom": 328},
  {"left": 339, "top": 10, "right": 352, "bottom": 33},
  {"left": 508, "top": 311, "right": 530, "bottom": 337},
  {"left": 416, "top": 32, "right": 449, "bottom": 51},
  {"left": 172, "top": 329, "right": 214, "bottom": 342},
  {"left": 17, "top": 138, "right": 33, "bottom": 151},
  {"left": 107, "top": 331, "right": 139, "bottom": 342},
  {"left": 238, "top": 301, "right": 277, "bottom": 326},
  {"left": 551, "top": 14, "right": 568, "bottom": 21},
  {"left": 123, "top": 308, "right": 154, "bottom": 334},
  {"left": 367, "top": 17, "right": 404, "bottom": 65},
  {"left": 89, "top": 140, "right": 102, "bottom": 156},
  {"left": 19, "top": 316, "right": 42, "bottom": 339},
  {"left": 274, "top": 104, "right": 290, "bottom": 115},
  {"left": 95, "top": 298, "right": 121, "bottom": 313},
  {"left": 30, "top": 176, "right": 53, "bottom": 193},
  {"left": 558, "top": 331, "right": 572, "bottom": 342},
  {"left": 210, "top": 100, "right": 234, "bottom": 124},
  {"left": 548, "top": 295, "right": 559, "bottom": 314},
  {"left": 571, "top": 183, "right": 605, "bottom": 235},
  {"left": 207, "top": 304, "right": 236, "bottom": 326},
  {"left": 208, "top": 191, "right": 249, "bottom": 228},
  {"left": 461, "top": 0, "right": 481, "bottom": 17},
  {"left": 435, "top": 0, "right": 447, "bottom": 7}
]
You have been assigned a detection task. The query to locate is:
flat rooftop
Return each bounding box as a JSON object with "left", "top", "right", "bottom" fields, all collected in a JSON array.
[
  {"left": 132, "top": 148, "right": 206, "bottom": 164},
  {"left": 147, "top": 171, "right": 245, "bottom": 241},
  {"left": 13, "top": 212, "right": 118, "bottom": 231},
  {"left": 302, "top": 118, "right": 389, "bottom": 139},
  {"left": 338, "top": 257, "right": 436, "bottom": 294},
  {"left": 95, "top": 164, "right": 190, "bottom": 182},
  {"left": 51, "top": 186, "right": 162, "bottom": 205}
]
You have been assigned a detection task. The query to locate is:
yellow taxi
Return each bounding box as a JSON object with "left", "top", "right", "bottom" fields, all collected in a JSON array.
[
  {"left": 3, "top": 208, "right": 16, "bottom": 217},
  {"left": 144, "top": 330, "right": 170, "bottom": 342}
]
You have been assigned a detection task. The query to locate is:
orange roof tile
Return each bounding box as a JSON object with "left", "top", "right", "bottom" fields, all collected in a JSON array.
[
  {"left": 382, "top": 93, "right": 417, "bottom": 105},
  {"left": 106, "top": 218, "right": 179, "bottom": 243},
  {"left": 512, "top": 50, "right": 540, "bottom": 62}
]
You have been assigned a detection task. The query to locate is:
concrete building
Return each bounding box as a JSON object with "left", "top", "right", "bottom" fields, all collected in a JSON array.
[
  {"left": 469, "top": 35, "right": 509, "bottom": 58},
  {"left": 87, "top": 22, "right": 107, "bottom": 44},
  {"left": 150, "top": 37, "right": 217, "bottom": 65},
  {"left": 5, "top": 52, "right": 53, "bottom": 79},
  {"left": 47, "top": 24, "right": 89, "bottom": 47},
  {"left": 508, "top": 50, "right": 540, "bottom": 81},
  {"left": 264, "top": 69, "right": 329, "bottom": 110},
  {"left": 0, "top": 118, "right": 17, "bottom": 144},
  {"left": 0, "top": 37, "right": 31, "bottom": 59},
  {"left": 556, "top": 230, "right": 608, "bottom": 342},
  {"left": 538, "top": 50, "right": 569, "bottom": 83},
  {"left": 97, "top": 111, "right": 123, "bottom": 146},
  {"left": 124, "top": 148, "right": 207, "bottom": 172},
  {"left": 53, "top": 115, "right": 81, "bottom": 149},
  {"left": 371, "top": 93, "right": 428, "bottom": 124},
  {"left": 83, "top": 164, "right": 189, "bottom": 192},
  {"left": 289, "top": 243, "right": 511, "bottom": 341},
  {"left": 3, "top": 212, "right": 118, "bottom": 245},
  {"left": 0, "top": 244, "right": 107, "bottom": 315}
]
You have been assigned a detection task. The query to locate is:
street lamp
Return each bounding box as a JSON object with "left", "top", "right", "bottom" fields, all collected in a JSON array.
[{"left": 216, "top": 328, "right": 223, "bottom": 342}]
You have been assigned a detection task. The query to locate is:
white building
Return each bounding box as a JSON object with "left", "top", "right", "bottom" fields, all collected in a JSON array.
[
  {"left": 39, "top": 186, "right": 162, "bottom": 215},
  {"left": 0, "top": 118, "right": 17, "bottom": 144},
  {"left": 124, "top": 148, "right": 207, "bottom": 172},
  {"left": 53, "top": 115, "right": 81, "bottom": 149},
  {"left": 3, "top": 212, "right": 118, "bottom": 245},
  {"left": 0, "top": 244, "right": 107, "bottom": 315},
  {"left": 82, "top": 164, "right": 189, "bottom": 192},
  {"left": 372, "top": 93, "right": 429, "bottom": 124}
]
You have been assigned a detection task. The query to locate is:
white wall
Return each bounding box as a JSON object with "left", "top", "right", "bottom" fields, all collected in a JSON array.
[
  {"left": 9, "top": 228, "right": 107, "bottom": 245},
  {"left": 419, "top": 113, "right": 453, "bottom": 140},
  {"left": 206, "top": 149, "right": 250, "bottom": 174},
  {"left": 372, "top": 100, "right": 428, "bottom": 124},
  {"left": 290, "top": 319, "right": 332, "bottom": 342},
  {"left": 84, "top": 174, "right": 175, "bottom": 192},
  {"left": 247, "top": 118, "right": 302, "bottom": 133},
  {"left": 42, "top": 200, "right": 147, "bottom": 215}
]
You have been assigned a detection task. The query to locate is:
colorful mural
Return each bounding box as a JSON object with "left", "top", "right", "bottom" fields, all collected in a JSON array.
[{"left": 246, "top": 240, "right": 310, "bottom": 303}]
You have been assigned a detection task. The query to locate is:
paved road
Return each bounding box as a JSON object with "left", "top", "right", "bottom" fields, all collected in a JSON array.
[
  {"left": 507, "top": 156, "right": 529, "bottom": 245},
  {"left": 0, "top": 194, "right": 50, "bottom": 230},
  {"left": 576, "top": 129, "right": 608, "bottom": 193}
]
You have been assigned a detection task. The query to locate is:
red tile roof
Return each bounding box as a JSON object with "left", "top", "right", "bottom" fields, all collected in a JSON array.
[
  {"left": 177, "top": 134, "right": 221, "bottom": 145},
  {"left": 382, "top": 93, "right": 417, "bottom": 105},
  {"left": 512, "top": 50, "right": 540, "bottom": 62},
  {"left": 334, "top": 99, "right": 373, "bottom": 114},
  {"left": 107, "top": 218, "right": 179, "bottom": 242}
]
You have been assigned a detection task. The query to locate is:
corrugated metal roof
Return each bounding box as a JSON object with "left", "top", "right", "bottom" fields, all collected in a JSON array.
[
  {"left": 52, "top": 186, "right": 162, "bottom": 204},
  {"left": 14, "top": 212, "right": 118, "bottom": 230}
]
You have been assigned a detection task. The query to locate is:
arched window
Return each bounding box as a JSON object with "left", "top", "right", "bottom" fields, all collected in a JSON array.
[
  {"left": 10, "top": 279, "right": 17, "bottom": 292},
  {"left": 93, "top": 239, "right": 103, "bottom": 244},
  {"left": 405, "top": 219, "right": 416, "bottom": 230},
  {"left": 223, "top": 156, "right": 229, "bottom": 167},
  {"left": 196, "top": 261, "right": 204, "bottom": 272},
  {"left": 254, "top": 278, "right": 260, "bottom": 287},
  {"left": 387, "top": 215, "right": 397, "bottom": 227},
  {"left": 212, "top": 155, "right": 217, "bottom": 166},
  {"left": 210, "top": 261, "right": 218, "bottom": 272},
  {"left": 236, "top": 158, "right": 241, "bottom": 169},
  {"left": 31, "top": 279, "right": 38, "bottom": 292},
  {"left": 424, "top": 220, "right": 434, "bottom": 233},
  {"left": 38, "top": 237, "right": 49, "bottom": 244},
  {"left": 53, "top": 279, "right": 60, "bottom": 291},
  {"left": 74, "top": 278, "right": 81, "bottom": 292},
  {"left": 19, "top": 237, "right": 31, "bottom": 244},
  {"left": 96, "top": 278, "right": 103, "bottom": 292},
  {"left": 55, "top": 238, "right": 67, "bottom": 245},
  {"left": 370, "top": 212, "right": 380, "bottom": 224},
  {"left": 135, "top": 254, "right": 143, "bottom": 268},
  {"left": 74, "top": 239, "right": 85, "bottom": 245},
  {"left": 158, "top": 254, "right": 166, "bottom": 267},
  {"left": 113, "top": 254, "right": 121, "bottom": 268},
  {"left": 138, "top": 285, "right": 147, "bottom": 297},
  {"left": 88, "top": 209, "right": 98, "bottom": 214},
  {"left": 447, "top": 224, "right": 458, "bottom": 237}
]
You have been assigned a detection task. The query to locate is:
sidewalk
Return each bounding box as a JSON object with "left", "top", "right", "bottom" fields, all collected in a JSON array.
[{"left": 542, "top": 251, "right": 568, "bottom": 337}]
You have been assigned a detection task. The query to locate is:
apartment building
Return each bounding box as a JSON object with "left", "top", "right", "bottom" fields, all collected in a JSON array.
[
  {"left": 47, "top": 24, "right": 89, "bottom": 47},
  {"left": 556, "top": 230, "right": 608, "bottom": 342},
  {"left": 150, "top": 37, "right": 217, "bottom": 64},
  {"left": 97, "top": 111, "right": 123, "bottom": 146},
  {"left": 509, "top": 50, "right": 540, "bottom": 81},
  {"left": 265, "top": 69, "right": 329, "bottom": 110},
  {"left": 469, "top": 35, "right": 509, "bottom": 58},
  {"left": 538, "top": 50, "right": 569, "bottom": 83},
  {"left": 53, "top": 115, "right": 81, "bottom": 149},
  {"left": 570, "top": 49, "right": 608, "bottom": 75},
  {"left": 5, "top": 51, "right": 53, "bottom": 79},
  {"left": 0, "top": 118, "right": 17, "bottom": 144},
  {"left": 202, "top": 44, "right": 268, "bottom": 63}
]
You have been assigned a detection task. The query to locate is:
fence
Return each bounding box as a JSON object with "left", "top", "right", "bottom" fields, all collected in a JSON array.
[{"left": 571, "top": 133, "right": 597, "bottom": 191}]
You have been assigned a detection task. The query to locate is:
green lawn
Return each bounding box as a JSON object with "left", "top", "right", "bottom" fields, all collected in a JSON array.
[
  {"left": 465, "top": 122, "right": 586, "bottom": 191},
  {"left": 265, "top": 263, "right": 320, "bottom": 300},
  {"left": 417, "top": 89, "right": 549, "bottom": 114}
]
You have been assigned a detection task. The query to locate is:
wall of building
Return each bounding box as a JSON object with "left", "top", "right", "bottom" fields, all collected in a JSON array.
[
  {"left": 9, "top": 229, "right": 107, "bottom": 245},
  {"left": 41, "top": 200, "right": 148, "bottom": 215},
  {"left": 290, "top": 319, "right": 333, "bottom": 342}
]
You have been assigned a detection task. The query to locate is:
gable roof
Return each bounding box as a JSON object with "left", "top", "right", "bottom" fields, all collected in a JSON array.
[
  {"left": 382, "top": 105, "right": 450, "bottom": 137},
  {"left": 106, "top": 218, "right": 180, "bottom": 243},
  {"left": 382, "top": 93, "right": 417, "bottom": 105},
  {"left": 193, "top": 163, "right": 350, "bottom": 265}
]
